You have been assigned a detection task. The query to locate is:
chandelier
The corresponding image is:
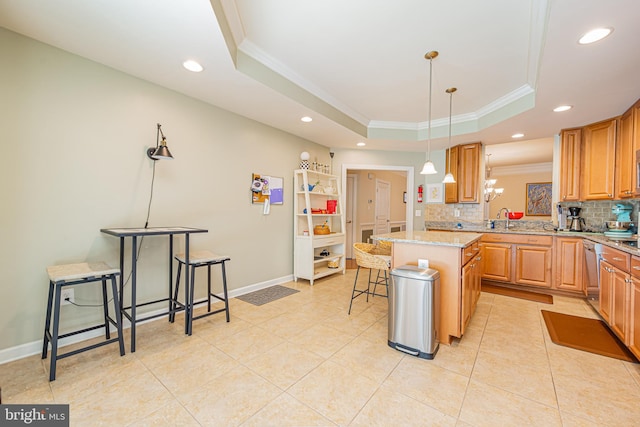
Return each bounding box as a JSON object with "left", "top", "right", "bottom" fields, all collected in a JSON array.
[{"left": 484, "top": 154, "right": 504, "bottom": 202}]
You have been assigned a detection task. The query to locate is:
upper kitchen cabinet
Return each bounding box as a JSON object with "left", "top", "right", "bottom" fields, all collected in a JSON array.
[
  {"left": 631, "top": 99, "right": 640, "bottom": 196},
  {"left": 444, "top": 145, "right": 459, "bottom": 203},
  {"left": 582, "top": 118, "right": 617, "bottom": 200},
  {"left": 559, "top": 128, "right": 582, "bottom": 202},
  {"left": 616, "top": 106, "right": 635, "bottom": 198},
  {"left": 445, "top": 142, "right": 481, "bottom": 204}
]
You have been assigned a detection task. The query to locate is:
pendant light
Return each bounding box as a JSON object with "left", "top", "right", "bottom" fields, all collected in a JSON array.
[
  {"left": 442, "top": 87, "right": 457, "bottom": 184},
  {"left": 420, "top": 51, "right": 438, "bottom": 175}
]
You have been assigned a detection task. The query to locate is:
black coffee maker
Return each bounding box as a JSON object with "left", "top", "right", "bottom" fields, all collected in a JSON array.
[{"left": 568, "top": 207, "right": 586, "bottom": 232}]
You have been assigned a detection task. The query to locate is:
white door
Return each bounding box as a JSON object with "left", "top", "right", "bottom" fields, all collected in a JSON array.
[
  {"left": 375, "top": 179, "right": 391, "bottom": 235},
  {"left": 346, "top": 174, "right": 356, "bottom": 258}
]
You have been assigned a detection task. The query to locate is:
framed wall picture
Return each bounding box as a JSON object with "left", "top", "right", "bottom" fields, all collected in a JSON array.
[
  {"left": 426, "top": 183, "right": 444, "bottom": 203},
  {"left": 526, "top": 182, "right": 552, "bottom": 215}
]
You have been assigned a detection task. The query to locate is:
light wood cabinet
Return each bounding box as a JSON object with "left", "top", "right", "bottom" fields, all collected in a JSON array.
[
  {"left": 445, "top": 142, "right": 481, "bottom": 204},
  {"left": 515, "top": 244, "right": 552, "bottom": 288},
  {"left": 629, "top": 274, "right": 640, "bottom": 359},
  {"left": 600, "top": 260, "right": 613, "bottom": 324},
  {"left": 444, "top": 145, "right": 459, "bottom": 203},
  {"left": 293, "top": 170, "right": 346, "bottom": 285},
  {"left": 599, "top": 245, "right": 630, "bottom": 339},
  {"left": 610, "top": 265, "right": 629, "bottom": 342},
  {"left": 616, "top": 108, "right": 635, "bottom": 198},
  {"left": 553, "top": 237, "right": 584, "bottom": 293},
  {"left": 559, "top": 128, "right": 582, "bottom": 201},
  {"left": 482, "top": 242, "right": 512, "bottom": 282},
  {"left": 582, "top": 118, "right": 617, "bottom": 200},
  {"left": 391, "top": 238, "right": 481, "bottom": 345},
  {"left": 458, "top": 142, "right": 481, "bottom": 203},
  {"left": 626, "top": 255, "right": 640, "bottom": 358},
  {"left": 481, "top": 234, "right": 553, "bottom": 289},
  {"left": 631, "top": 100, "right": 640, "bottom": 196},
  {"left": 461, "top": 242, "right": 482, "bottom": 334}
]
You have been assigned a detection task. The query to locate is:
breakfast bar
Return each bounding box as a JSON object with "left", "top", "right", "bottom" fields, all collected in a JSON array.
[{"left": 373, "top": 230, "right": 483, "bottom": 345}]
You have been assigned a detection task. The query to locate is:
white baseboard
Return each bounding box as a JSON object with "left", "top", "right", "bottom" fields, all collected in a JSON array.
[{"left": 0, "top": 274, "right": 294, "bottom": 365}]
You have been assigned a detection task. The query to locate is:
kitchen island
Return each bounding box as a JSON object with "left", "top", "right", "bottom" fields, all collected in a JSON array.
[{"left": 373, "top": 230, "right": 483, "bottom": 345}]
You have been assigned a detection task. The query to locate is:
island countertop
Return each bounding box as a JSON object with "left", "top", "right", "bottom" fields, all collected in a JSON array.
[{"left": 372, "top": 230, "right": 482, "bottom": 248}]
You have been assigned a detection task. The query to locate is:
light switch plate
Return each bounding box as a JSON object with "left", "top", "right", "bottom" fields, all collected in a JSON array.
[
  {"left": 418, "top": 259, "right": 429, "bottom": 268},
  {"left": 415, "top": 210, "right": 422, "bottom": 217}
]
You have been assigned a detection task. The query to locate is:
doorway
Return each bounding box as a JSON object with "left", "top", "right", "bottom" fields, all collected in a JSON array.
[{"left": 341, "top": 164, "right": 414, "bottom": 258}]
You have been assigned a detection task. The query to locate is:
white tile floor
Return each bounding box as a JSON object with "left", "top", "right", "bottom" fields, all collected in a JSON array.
[{"left": 2, "top": 268, "right": 640, "bottom": 426}]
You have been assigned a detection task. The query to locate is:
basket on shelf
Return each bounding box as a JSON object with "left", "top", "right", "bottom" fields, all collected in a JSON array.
[
  {"left": 314, "top": 224, "right": 330, "bottom": 235},
  {"left": 327, "top": 259, "right": 340, "bottom": 268}
]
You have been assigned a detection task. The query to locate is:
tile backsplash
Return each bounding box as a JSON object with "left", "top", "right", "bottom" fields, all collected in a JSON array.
[
  {"left": 560, "top": 200, "right": 639, "bottom": 232},
  {"left": 424, "top": 199, "right": 640, "bottom": 232}
]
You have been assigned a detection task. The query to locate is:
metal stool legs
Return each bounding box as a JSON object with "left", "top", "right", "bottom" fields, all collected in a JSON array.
[
  {"left": 42, "top": 264, "right": 124, "bottom": 381},
  {"left": 174, "top": 253, "right": 230, "bottom": 336},
  {"left": 348, "top": 267, "right": 389, "bottom": 315}
]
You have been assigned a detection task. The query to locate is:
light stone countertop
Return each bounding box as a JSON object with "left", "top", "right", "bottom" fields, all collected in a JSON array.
[
  {"left": 428, "top": 225, "right": 640, "bottom": 257},
  {"left": 372, "top": 230, "right": 482, "bottom": 248}
]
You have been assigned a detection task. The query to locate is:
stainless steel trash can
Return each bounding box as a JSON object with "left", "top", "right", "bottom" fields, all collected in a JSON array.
[{"left": 388, "top": 265, "right": 440, "bottom": 359}]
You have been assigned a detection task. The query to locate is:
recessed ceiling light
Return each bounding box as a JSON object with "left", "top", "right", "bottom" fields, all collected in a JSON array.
[
  {"left": 301, "top": 116, "right": 313, "bottom": 123},
  {"left": 553, "top": 105, "right": 573, "bottom": 112},
  {"left": 512, "top": 133, "right": 524, "bottom": 139},
  {"left": 357, "top": 142, "right": 366, "bottom": 147},
  {"left": 183, "top": 60, "right": 204, "bottom": 72},
  {"left": 578, "top": 27, "right": 613, "bottom": 44}
]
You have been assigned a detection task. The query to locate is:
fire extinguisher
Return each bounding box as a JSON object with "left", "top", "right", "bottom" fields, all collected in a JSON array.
[{"left": 417, "top": 185, "right": 423, "bottom": 203}]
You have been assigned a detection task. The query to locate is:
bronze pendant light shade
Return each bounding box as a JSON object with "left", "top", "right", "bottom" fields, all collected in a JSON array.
[{"left": 147, "top": 123, "right": 174, "bottom": 160}]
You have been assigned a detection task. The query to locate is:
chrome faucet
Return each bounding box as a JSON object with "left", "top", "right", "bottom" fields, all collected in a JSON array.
[{"left": 497, "top": 207, "right": 511, "bottom": 229}]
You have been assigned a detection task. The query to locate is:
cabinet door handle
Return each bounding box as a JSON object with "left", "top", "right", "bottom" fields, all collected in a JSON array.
[
  {"left": 613, "top": 257, "right": 625, "bottom": 261},
  {"left": 465, "top": 252, "right": 473, "bottom": 256},
  {"left": 633, "top": 266, "right": 640, "bottom": 270}
]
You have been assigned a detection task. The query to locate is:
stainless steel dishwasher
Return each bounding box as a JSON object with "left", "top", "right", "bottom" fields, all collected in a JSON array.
[{"left": 583, "top": 240, "right": 602, "bottom": 311}]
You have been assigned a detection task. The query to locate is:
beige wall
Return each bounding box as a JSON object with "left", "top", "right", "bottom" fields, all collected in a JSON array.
[
  {"left": 0, "top": 28, "right": 335, "bottom": 354},
  {"left": 0, "top": 27, "right": 486, "bottom": 357},
  {"left": 488, "top": 167, "right": 553, "bottom": 220}
]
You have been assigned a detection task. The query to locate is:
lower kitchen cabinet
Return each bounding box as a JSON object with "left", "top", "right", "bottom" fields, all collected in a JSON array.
[
  {"left": 515, "top": 244, "right": 552, "bottom": 288},
  {"left": 481, "top": 234, "right": 553, "bottom": 289},
  {"left": 461, "top": 245, "right": 482, "bottom": 334},
  {"left": 599, "top": 246, "right": 631, "bottom": 341},
  {"left": 599, "top": 260, "right": 614, "bottom": 324},
  {"left": 553, "top": 237, "right": 584, "bottom": 293},
  {"left": 481, "top": 242, "right": 511, "bottom": 282},
  {"left": 628, "top": 256, "right": 640, "bottom": 359},
  {"left": 629, "top": 276, "right": 640, "bottom": 359}
]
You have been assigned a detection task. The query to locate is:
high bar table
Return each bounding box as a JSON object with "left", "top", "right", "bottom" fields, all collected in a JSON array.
[{"left": 100, "top": 226, "right": 208, "bottom": 352}]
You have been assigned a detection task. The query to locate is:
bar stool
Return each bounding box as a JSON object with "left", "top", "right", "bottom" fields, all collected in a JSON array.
[
  {"left": 172, "top": 250, "right": 230, "bottom": 336},
  {"left": 348, "top": 242, "right": 391, "bottom": 315},
  {"left": 42, "top": 262, "right": 125, "bottom": 381}
]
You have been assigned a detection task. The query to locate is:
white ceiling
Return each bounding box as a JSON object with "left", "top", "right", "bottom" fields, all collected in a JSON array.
[{"left": 1, "top": 0, "right": 639, "bottom": 167}]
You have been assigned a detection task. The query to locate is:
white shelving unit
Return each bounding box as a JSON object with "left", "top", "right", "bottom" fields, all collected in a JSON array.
[{"left": 293, "top": 169, "right": 346, "bottom": 285}]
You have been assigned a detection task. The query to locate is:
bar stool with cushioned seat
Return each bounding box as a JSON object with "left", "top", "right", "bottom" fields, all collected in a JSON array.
[
  {"left": 42, "top": 262, "right": 125, "bottom": 381},
  {"left": 172, "top": 250, "right": 230, "bottom": 335},
  {"left": 348, "top": 242, "right": 391, "bottom": 314}
]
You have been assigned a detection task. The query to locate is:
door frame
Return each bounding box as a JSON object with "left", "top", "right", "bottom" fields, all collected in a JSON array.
[
  {"left": 341, "top": 164, "right": 414, "bottom": 232},
  {"left": 346, "top": 173, "right": 357, "bottom": 259}
]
